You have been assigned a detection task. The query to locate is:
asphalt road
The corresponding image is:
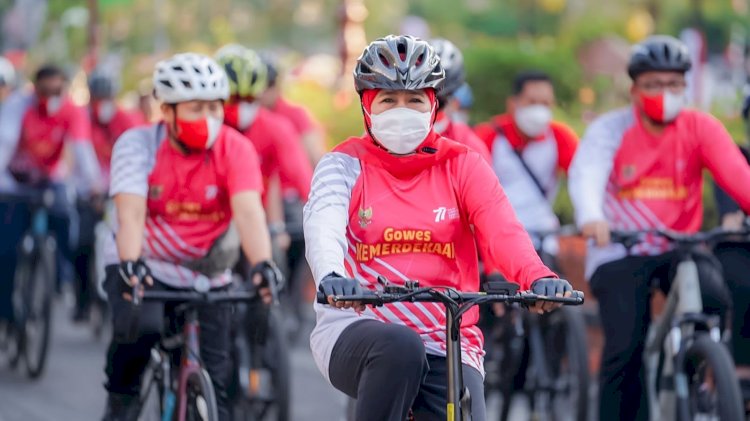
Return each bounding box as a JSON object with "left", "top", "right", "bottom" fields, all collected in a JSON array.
[
  {"left": 0, "top": 300, "right": 346, "bottom": 421},
  {"left": 0, "top": 298, "right": 570, "bottom": 421}
]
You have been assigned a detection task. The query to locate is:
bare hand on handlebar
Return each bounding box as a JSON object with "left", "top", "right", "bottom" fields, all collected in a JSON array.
[{"left": 581, "top": 220, "right": 610, "bottom": 247}]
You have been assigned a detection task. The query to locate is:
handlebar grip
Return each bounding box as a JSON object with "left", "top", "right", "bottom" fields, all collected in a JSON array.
[
  {"left": 316, "top": 291, "right": 328, "bottom": 304},
  {"left": 571, "top": 290, "right": 585, "bottom": 304}
]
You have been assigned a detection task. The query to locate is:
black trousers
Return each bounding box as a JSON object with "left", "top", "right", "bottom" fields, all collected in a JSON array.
[
  {"left": 329, "top": 319, "right": 487, "bottom": 421},
  {"left": 714, "top": 241, "right": 750, "bottom": 366},
  {"left": 72, "top": 200, "right": 102, "bottom": 315},
  {"left": 590, "top": 251, "right": 730, "bottom": 421},
  {"left": 103, "top": 265, "right": 233, "bottom": 421}
]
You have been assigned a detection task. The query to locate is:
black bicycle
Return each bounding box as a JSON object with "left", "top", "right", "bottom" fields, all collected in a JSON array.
[
  {"left": 483, "top": 228, "right": 590, "bottom": 421},
  {"left": 136, "top": 286, "right": 259, "bottom": 421},
  {"left": 610, "top": 228, "right": 748, "bottom": 421},
  {"left": 317, "top": 277, "right": 584, "bottom": 421},
  {"left": 0, "top": 189, "right": 56, "bottom": 379}
]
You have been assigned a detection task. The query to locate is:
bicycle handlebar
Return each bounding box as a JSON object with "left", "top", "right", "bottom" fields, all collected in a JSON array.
[
  {"left": 141, "top": 289, "right": 258, "bottom": 304},
  {"left": 316, "top": 289, "right": 584, "bottom": 307},
  {"left": 610, "top": 227, "right": 750, "bottom": 249}
]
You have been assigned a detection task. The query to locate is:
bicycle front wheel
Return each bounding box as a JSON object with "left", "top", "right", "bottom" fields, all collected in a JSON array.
[
  {"left": 20, "top": 246, "right": 53, "bottom": 379},
  {"left": 543, "top": 306, "right": 589, "bottom": 421},
  {"left": 186, "top": 369, "right": 219, "bottom": 421},
  {"left": 681, "top": 335, "right": 744, "bottom": 421}
]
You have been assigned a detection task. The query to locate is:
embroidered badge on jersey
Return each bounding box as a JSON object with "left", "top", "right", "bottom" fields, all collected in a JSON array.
[
  {"left": 358, "top": 207, "right": 373, "bottom": 228},
  {"left": 149, "top": 185, "right": 163, "bottom": 199}
]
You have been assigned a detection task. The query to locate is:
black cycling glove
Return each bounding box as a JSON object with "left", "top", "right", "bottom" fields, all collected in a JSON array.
[
  {"left": 530, "top": 277, "right": 572, "bottom": 297},
  {"left": 318, "top": 272, "right": 362, "bottom": 298},
  {"left": 118, "top": 259, "right": 151, "bottom": 288}
]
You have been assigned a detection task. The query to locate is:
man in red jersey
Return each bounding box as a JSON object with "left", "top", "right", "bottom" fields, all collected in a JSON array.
[
  {"left": 101, "top": 53, "right": 281, "bottom": 421},
  {"left": 259, "top": 54, "right": 326, "bottom": 166},
  {"left": 569, "top": 35, "right": 750, "bottom": 420}
]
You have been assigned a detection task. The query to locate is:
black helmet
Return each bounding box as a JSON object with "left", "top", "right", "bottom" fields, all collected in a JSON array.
[
  {"left": 430, "top": 38, "right": 465, "bottom": 99},
  {"left": 88, "top": 66, "right": 120, "bottom": 99},
  {"left": 627, "top": 35, "right": 692, "bottom": 80},
  {"left": 353, "top": 35, "right": 445, "bottom": 94}
]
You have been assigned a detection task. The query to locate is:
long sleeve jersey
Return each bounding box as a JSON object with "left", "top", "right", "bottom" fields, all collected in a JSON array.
[
  {"left": 569, "top": 107, "right": 750, "bottom": 278},
  {"left": 303, "top": 132, "right": 554, "bottom": 381}
]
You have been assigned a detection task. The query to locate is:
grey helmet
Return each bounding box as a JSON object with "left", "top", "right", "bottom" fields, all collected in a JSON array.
[
  {"left": 88, "top": 66, "right": 121, "bottom": 99},
  {"left": 628, "top": 35, "right": 692, "bottom": 80},
  {"left": 353, "top": 35, "right": 445, "bottom": 94},
  {"left": 430, "top": 38, "right": 465, "bottom": 99}
]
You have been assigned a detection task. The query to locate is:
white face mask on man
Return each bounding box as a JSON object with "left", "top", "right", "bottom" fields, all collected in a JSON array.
[
  {"left": 514, "top": 104, "right": 553, "bottom": 138},
  {"left": 368, "top": 107, "right": 433, "bottom": 155}
]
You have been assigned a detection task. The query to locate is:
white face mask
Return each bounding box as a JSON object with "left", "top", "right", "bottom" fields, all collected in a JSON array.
[
  {"left": 514, "top": 104, "right": 552, "bottom": 138},
  {"left": 662, "top": 91, "right": 687, "bottom": 123},
  {"left": 95, "top": 100, "right": 116, "bottom": 124},
  {"left": 46, "top": 95, "right": 63, "bottom": 115},
  {"left": 237, "top": 101, "right": 260, "bottom": 130},
  {"left": 368, "top": 107, "right": 432, "bottom": 155}
]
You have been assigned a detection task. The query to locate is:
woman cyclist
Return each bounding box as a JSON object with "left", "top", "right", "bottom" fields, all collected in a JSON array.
[
  {"left": 305, "top": 35, "right": 572, "bottom": 421},
  {"left": 102, "top": 53, "right": 280, "bottom": 421}
]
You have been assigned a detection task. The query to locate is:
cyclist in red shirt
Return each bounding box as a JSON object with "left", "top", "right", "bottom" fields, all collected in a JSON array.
[
  {"left": 214, "top": 45, "right": 312, "bottom": 202},
  {"left": 305, "top": 35, "right": 572, "bottom": 421},
  {"left": 429, "top": 38, "right": 491, "bottom": 163},
  {"left": 569, "top": 35, "right": 750, "bottom": 420},
  {"left": 259, "top": 54, "right": 327, "bottom": 166},
  {"left": 101, "top": 53, "right": 280, "bottom": 420},
  {"left": 7, "top": 65, "right": 102, "bottom": 297},
  {"left": 88, "top": 66, "right": 145, "bottom": 184}
]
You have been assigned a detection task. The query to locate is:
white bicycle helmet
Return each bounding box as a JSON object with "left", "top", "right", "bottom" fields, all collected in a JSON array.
[
  {"left": 153, "top": 53, "right": 229, "bottom": 104},
  {"left": 0, "top": 56, "right": 16, "bottom": 87}
]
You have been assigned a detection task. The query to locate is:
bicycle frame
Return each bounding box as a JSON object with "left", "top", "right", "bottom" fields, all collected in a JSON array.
[
  {"left": 645, "top": 256, "right": 724, "bottom": 421},
  {"left": 319, "top": 281, "right": 584, "bottom": 421},
  {"left": 138, "top": 288, "right": 259, "bottom": 421},
  {"left": 610, "top": 229, "right": 738, "bottom": 421},
  {"left": 175, "top": 306, "right": 204, "bottom": 421}
]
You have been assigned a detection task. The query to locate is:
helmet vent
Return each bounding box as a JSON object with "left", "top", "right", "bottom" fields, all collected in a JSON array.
[{"left": 378, "top": 53, "right": 390, "bottom": 67}]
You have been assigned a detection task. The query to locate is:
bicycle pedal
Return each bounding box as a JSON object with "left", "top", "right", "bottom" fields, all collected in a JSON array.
[{"left": 241, "top": 367, "right": 274, "bottom": 401}]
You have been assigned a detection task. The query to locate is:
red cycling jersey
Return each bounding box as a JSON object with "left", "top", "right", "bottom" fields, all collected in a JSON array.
[
  {"left": 107, "top": 123, "right": 263, "bottom": 288},
  {"left": 304, "top": 131, "right": 555, "bottom": 379},
  {"left": 569, "top": 107, "right": 750, "bottom": 276},
  {"left": 434, "top": 111, "right": 491, "bottom": 163},
  {"left": 91, "top": 108, "right": 145, "bottom": 180},
  {"left": 14, "top": 97, "right": 91, "bottom": 179},
  {"left": 270, "top": 97, "right": 317, "bottom": 136},
  {"left": 238, "top": 107, "right": 312, "bottom": 200}
]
